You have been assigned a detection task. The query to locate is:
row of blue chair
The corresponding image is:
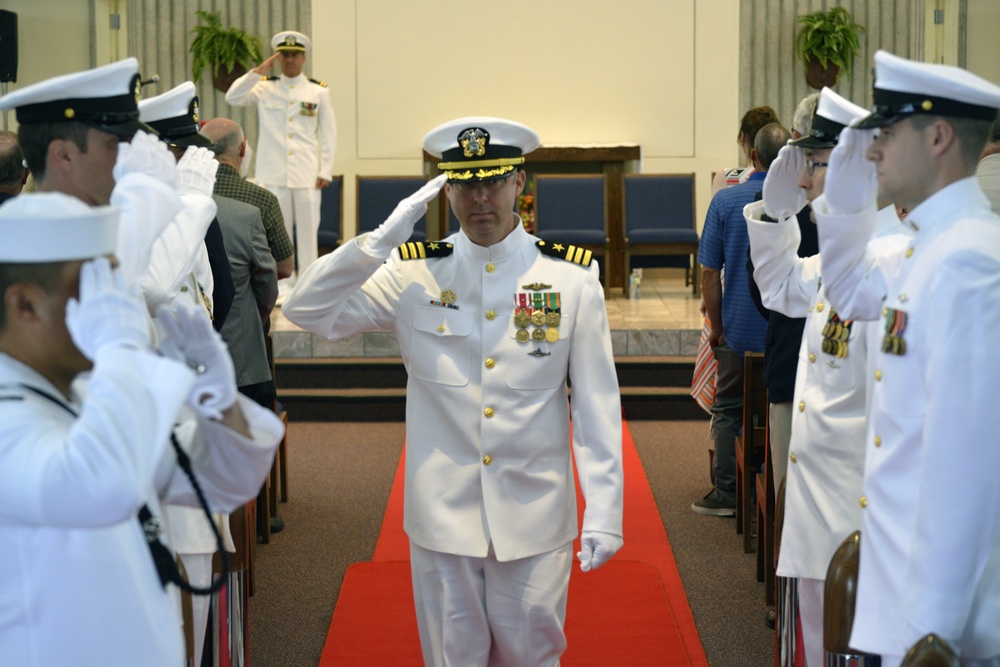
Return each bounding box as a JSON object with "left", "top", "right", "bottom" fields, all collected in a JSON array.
[{"left": 316, "top": 174, "right": 700, "bottom": 297}]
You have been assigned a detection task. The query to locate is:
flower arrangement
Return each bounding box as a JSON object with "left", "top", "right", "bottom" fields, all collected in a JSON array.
[{"left": 518, "top": 182, "right": 536, "bottom": 233}]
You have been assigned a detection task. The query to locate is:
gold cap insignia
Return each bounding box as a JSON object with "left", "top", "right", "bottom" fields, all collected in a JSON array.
[
  {"left": 64, "top": 108, "right": 75, "bottom": 119},
  {"left": 192, "top": 100, "right": 200, "bottom": 123},
  {"left": 459, "top": 128, "right": 489, "bottom": 158},
  {"left": 921, "top": 100, "right": 933, "bottom": 111}
]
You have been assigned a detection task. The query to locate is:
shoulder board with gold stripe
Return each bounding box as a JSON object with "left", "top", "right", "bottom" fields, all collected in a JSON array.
[
  {"left": 397, "top": 241, "right": 455, "bottom": 260},
  {"left": 535, "top": 240, "right": 594, "bottom": 267},
  {"left": 264, "top": 76, "right": 279, "bottom": 81},
  {"left": 309, "top": 78, "right": 328, "bottom": 88}
]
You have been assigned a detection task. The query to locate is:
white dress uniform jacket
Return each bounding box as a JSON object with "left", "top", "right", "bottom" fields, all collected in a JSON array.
[
  {"left": 747, "top": 202, "right": 911, "bottom": 581},
  {"left": 0, "top": 347, "right": 283, "bottom": 666},
  {"left": 814, "top": 178, "right": 1000, "bottom": 660},
  {"left": 283, "top": 223, "right": 623, "bottom": 561},
  {"left": 225, "top": 71, "right": 336, "bottom": 188}
]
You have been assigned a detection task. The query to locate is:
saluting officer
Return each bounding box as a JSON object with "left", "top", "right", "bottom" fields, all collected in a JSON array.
[
  {"left": 815, "top": 51, "right": 1000, "bottom": 667},
  {"left": 745, "top": 87, "right": 912, "bottom": 667},
  {"left": 225, "top": 30, "right": 337, "bottom": 293},
  {"left": 283, "top": 117, "right": 623, "bottom": 666}
]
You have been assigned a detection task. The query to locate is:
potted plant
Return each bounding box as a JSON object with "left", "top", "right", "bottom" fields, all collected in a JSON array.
[
  {"left": 795, "top": 6, "right": 865, "bottom": 89},
  {"left": 190, "top": 10, "right": 265, "bottom": 92}
]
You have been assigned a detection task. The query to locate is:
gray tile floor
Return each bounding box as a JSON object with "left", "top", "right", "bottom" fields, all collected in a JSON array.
[{"left": 271, "top": 268, "right": 703, "bottom": 358}]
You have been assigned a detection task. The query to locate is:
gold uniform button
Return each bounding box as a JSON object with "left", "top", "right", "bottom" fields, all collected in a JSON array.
[
  {"left": 906, "top": 247, "right": 914, "bottom": 258},
  {"left": 485, "top": 358, "right": 496, "bottom": 369},
  {"left": 874, "top": 435, "right": 882, "bottom": 447},
  {"left": 816, "top": 302, "right": 824, "bottom": 312},
  {"left": 875, "top": 369, "right": 882, "bottom": 381},
  {"left": 438, "top": 324, "right": 446, "bottom": 332},
  {"left": 180, "top": 285, "right": 189, "bottom": 293},
  {"left": 483, "top": 455, "right": 492, "bottom": 466},
  {"left": 790, "top": 453, "right": 798, "bottom": 464},
  {"left": 486, "top": 310, "right": 496, "bottom": 320},
  {"left": 859, "top": 495, "right": 868, "bottom": 508},
  {"left": 899, "top": 293, "right": 909, "bottom": 302},
  {"left": 798, "top": 401, "right": 805, "bottom": 412},
  {"left": 809, "top": 353, "right": 816, "bottom": 363},
  {"left": 288, "top": 150, "right": 294, "bottom": 155},
  {"left": 485, "top": 263, "right": 495, "bottom": 273},
  {"left": 288, "top": 133, "right": 294, "bottom": 138},
  {"left": 484, "top": 407, "right": 494, "bottom": 418}
]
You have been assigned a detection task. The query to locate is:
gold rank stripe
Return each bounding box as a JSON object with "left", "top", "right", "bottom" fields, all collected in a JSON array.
[
  {"left": 399, "top": 242, "right": 426, "bottom": 260},
  {"left": 535, "top": 240, "right": 594, "bottom": 266},
  {"left": 397, "top": 241, "right": 455, "bottom": 260}
]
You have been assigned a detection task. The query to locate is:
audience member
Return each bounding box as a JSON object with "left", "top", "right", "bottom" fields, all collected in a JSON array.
[
  {"left": 711, "top": 105, "right": 781, "bottom": 196},
  {"left": 201, "top": 117, "right": 295, "bottom": 280},
  {"left": 0, "top": 130, "right": 28, "bottom": 203},
  {"left": 692, "top": 122, "right": 787, "bottom": 516}
]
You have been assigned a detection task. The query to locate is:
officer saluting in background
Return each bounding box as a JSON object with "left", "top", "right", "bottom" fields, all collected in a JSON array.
[
  {"left": 283, "top": 117, "right": 624, "bottom": 666},
  {"left": 226, "top": 30, "right": 337, "bottom": 298},
  {"left": 814, "top": 51, "right": 1000, "bottom": 667}
]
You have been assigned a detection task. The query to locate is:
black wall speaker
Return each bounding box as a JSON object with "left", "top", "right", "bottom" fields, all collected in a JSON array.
[{"left": 0, "top": 11, "right": 17, "bottom": 84}]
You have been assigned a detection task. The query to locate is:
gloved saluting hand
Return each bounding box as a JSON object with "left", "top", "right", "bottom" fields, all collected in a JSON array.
[
  {"left": 156, "top": 303, "right": 237, "bottom": 421},
  {"left": 825, "top": 126, "right": 878, "bottom": 216},
  {"left": 577, "top": 531, "right": 624, "bottom": 572},
  {"left": 362, "top": 174, "right": 448, "bottom": 258},
  {"left": 113, "top": 130, "right": 177, "bottom": 188},
  {"left": 762, "top": 143, "right": 807, "bottom": 221},
  {"left": 65, "top": 257, "right": 151, "bottom": 361},
  {"left": 176, "top": 145, "right": 219, "bottom": 197}
]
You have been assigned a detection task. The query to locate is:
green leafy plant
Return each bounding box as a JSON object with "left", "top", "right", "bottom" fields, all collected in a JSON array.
[
  {"left": 795, "top": 6, "right": 865, "bottom": 81},
  {"left": 190, "top": 10, "right": 264, "bottom": 83}
]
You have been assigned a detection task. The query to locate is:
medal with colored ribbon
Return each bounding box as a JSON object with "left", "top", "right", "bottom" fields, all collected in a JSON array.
[
  {"left": 881, "top": 307, "right": 907, "bottom": 356},
  {"left": 821, "top": 310, "right": 852, "bottom": 359}
]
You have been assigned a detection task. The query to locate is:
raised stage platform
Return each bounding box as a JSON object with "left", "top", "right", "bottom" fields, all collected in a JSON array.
[{"left": 270, "top": 268, "right": 703, "bottom": 359}]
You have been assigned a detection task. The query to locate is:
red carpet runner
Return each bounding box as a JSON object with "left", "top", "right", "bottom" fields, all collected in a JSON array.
[{"left": 319, "top": 422, "right": 709, "bottom": 666}]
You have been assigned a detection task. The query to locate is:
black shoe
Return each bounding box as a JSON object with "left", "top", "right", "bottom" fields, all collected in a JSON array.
[
  {"left": 691, "top": 489, "right": 736, "bottom": 517},
  {"left": 764, "top": 610, "right": 775, "bottom": 629},
  {"left": 269, "top": 516, "right": 285, "bottom": 533}
]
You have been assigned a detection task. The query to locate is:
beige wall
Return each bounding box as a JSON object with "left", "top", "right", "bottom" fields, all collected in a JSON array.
[
  {"left": 314, "top": 0, "right": 740, "bottom": 236},
  {"left": 3, "top": 1, "right": 998, "bottom": 235}
]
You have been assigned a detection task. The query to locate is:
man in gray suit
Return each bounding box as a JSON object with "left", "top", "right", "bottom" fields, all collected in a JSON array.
[{"left": 214, "top": 194, "right": 279, "bottom": 407}]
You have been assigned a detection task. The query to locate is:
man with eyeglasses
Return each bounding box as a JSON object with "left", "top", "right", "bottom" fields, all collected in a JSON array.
[
  {"left": 744, "top": 86, "right": 911, "bottom": 667},
  {"left": 284, "top": 117, "right": 623, "bottom": 666},
  {"left": 810, "top": 51, "right": 1000, "bottom": 667}
]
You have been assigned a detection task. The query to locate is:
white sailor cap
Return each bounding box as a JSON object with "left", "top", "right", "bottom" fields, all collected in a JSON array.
[
  {"left": 138, "top": 82, "right": 214, "bottom": 149},
  {"left": 0, "top": 193, "right": 118, "bottom": 263},
  {"left": 424, "top": 117, "right": 541, "bottom": 182},
  {"left": 857, "top": 50, "right": 1000, "bottom": 129},
  {"left": 790, "top": 87, "right": 869, "bottom": 148},
  {"left": 271, "top": 31, "right": 309, "bottom": 53},
  {"left": 0, "top": 58, "right": 154, "bottom": 137}
]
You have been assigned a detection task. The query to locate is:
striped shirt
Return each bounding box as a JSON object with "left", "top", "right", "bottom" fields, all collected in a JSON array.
[
  {"left": 213, "top": 164, "right": 294, "bottom": 262},
  {"left": 697, "top": 171, "right": 768, "bottom": 354}
]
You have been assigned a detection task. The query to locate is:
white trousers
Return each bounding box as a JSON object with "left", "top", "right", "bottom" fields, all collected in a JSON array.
[
  {"left": 409, "top": 541, "right": 571, "bottom": 667},
  {"left": 178, "top": 552, "right": 213, "bottom": 667},
  {"left": 769, "top": 401, "right": 793, "bottom": 500},
  {"left": 798, "top": 576, "right": 824, "bottom": 667},
  {"left": 265, "top": 184, "right": 321, "bottom": 277}
]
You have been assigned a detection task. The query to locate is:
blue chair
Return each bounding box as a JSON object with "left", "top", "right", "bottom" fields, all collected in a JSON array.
[
  {"left": 317, "top": 175, "right": 343, "bottom": 254},
  {"left": 622, "top": 173, "right": 700, "bottom": 296},
  {"left": 533, "top": 175, "right": 607, "bottom": 274},
  {"left": 356, "top": 176, "right": 427, "bottom": 243}
]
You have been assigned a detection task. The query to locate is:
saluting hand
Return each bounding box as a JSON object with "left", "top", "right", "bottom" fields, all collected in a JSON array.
[
  {"left": 825, "top": 126, "right": 878, "bottom": 216},
  {"left": 253, "top": 53, "right": 280, "bottom": 76},
  {"left": 65, "top": 257, "right": 151, "bottom": 361},
  {"left": 762, "top": 144, "right": 807, "bottom": 221},
  {"left": 362, "top": 174, "right": 448, "bottom": 258}
]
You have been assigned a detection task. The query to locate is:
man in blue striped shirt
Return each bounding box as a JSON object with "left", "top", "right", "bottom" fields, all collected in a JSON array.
[{"left": 693, "top": 122, "right": 789, "bottom": 515}]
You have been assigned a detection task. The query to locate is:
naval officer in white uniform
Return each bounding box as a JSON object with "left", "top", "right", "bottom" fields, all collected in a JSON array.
[
  {"left": 226, "top": 30, "right": 336, "bottom": 296},
  {"left": 283, "top": 117, "right": 623, "bottom": 666},
  {"left": 814, "top": 51, "right": 1000, "bottom": 667},
  {"left": 745, "top": 87, "right": 911, "bottom": 667}
]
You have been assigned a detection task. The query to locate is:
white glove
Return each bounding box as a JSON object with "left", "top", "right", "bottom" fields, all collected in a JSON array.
[
  {"left": 113, "top": 130, "right": 177, "bottom": 188},
  {"left": 577, "top": 531, "right": 623, "bottom": 572},
  {"left": 762, "top": 144, "right": 807, "bottom": 221},
  {"left": 825, "top": 126, "right": 878, "bottom": 216},
  {"left": 155, "top": 303, "right": 237, "bottom": 420},
  {"left": 65, "top": 257, "right": 151, "bottom": 361},
  {"left": 175, "top": 146, "right": 219, "bottom": 197},
  {"left": 362, "top": 175, "right": 448, "bottom": 258}
]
